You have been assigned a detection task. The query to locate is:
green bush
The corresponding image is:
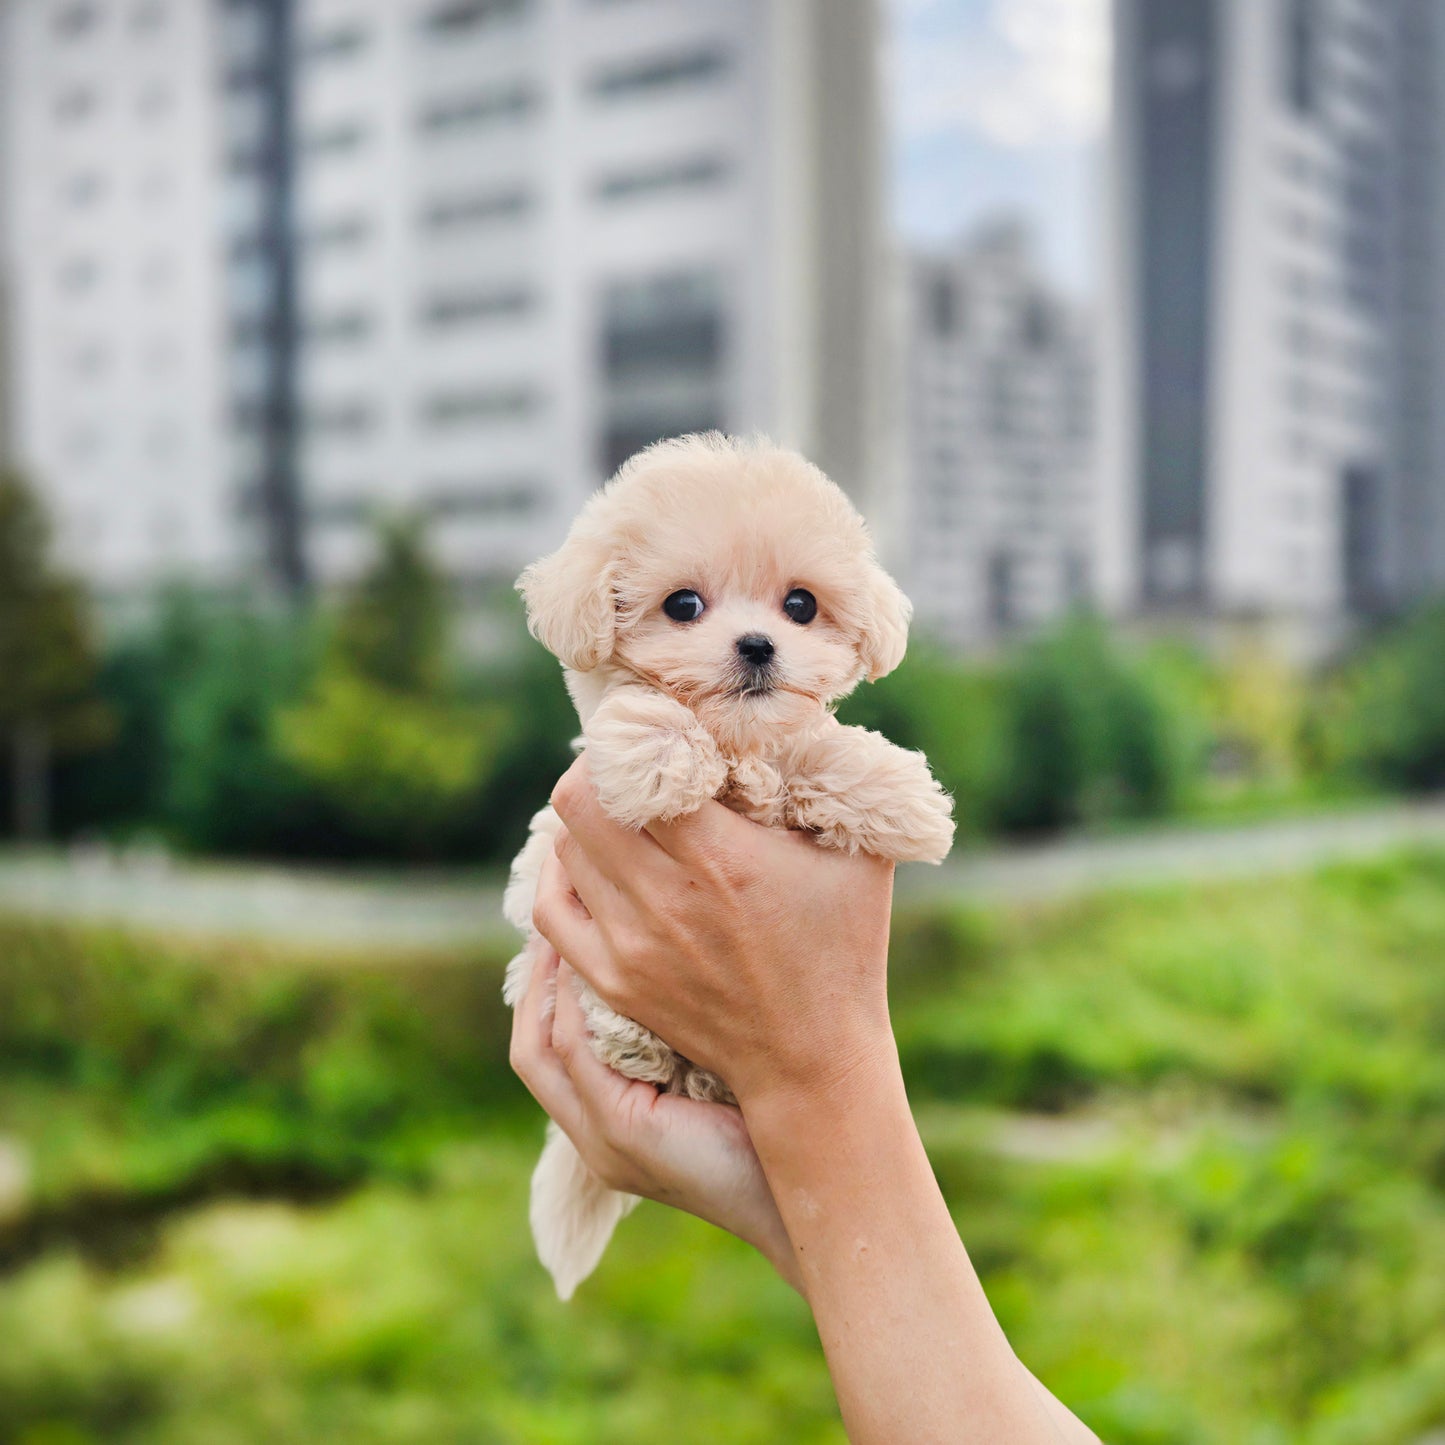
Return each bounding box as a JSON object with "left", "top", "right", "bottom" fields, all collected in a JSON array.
[
  {"left": 1321, "top": 605, "right": 1445, "bottom": 792},
  {"left": 5, "top": 852, "right": 1445, "bottom": 1440},
  {"left": 0, "top": 917, "right": 520, "bottom": 1210},
  {"left": 992, "top": 616, "right": 1189, "bottom": 832}
]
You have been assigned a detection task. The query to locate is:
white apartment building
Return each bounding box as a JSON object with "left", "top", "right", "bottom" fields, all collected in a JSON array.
[
  {"left": 904, "top": 220, "right": 1094, "bottom": 645},
  {"left": 0, "top": 0, "right": 236, "bottom": 597},
  {"left": 1, "top": 0, "right": 886, "bottom": 599},
  {"left": 1100, "top": 0, "right": 1445, "bottom": 642}
]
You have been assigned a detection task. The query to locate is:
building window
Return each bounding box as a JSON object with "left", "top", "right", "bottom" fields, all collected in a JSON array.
[
  {"left": 55, "top": 3, "right": 98, "bottom": 37},
  {"left": 1286, "top": 0, "right": 1320, "bottom": 116},
  {"left": 1342, "top": 464, "right": 1383, "bottom": 613},
  {"left": 987, "top": 361, "right": 1015, "bottom": 437},
  {"left": 1019, "top": 296, "right": 1055, "bottom": 349},
  {"left": 304, "top": 122, "right": 366, "bottom": 156},
  {"left": 56, "top": 87, "right": 96, "bottom": 122},
  {"left": 65, "top": 172, "right": 104, "bottom": 208},
  {"left": 72, "top": 343, "right": 109, "bottom": 376},
  {"left": 228, "top": 144, "right": 271, "bottom": 174},
  {"left": 598, "top": 271, "right": 726, "bottom": 474},
  {"left": 303, "top": 310, "right": 374, "bottom": 346},
  {"left": 300, "top": 216, "right": 371, "bottom": 251},
  {"left": 304, "top": 23, "right": 367, "bottom": 60},
  {"left": 419, "top": 84, "right": 537, "bottom": 131},
  {"left": 928, "top": 275, "right": 960, "bottom": 337},
  {"left": 602, "top": 272, "right": 723, "bottom": 378},
  {"left": 420, "top": 188, "right": 533, "bottom": 230},
  {"left": 588, "top": 47, "right": 730, "bottom": 98},
  {"left": 229, "top": 234, "right": 266, "bottom": 263},
  {"left": 422, "top": 483, "right": 542, "bottom": 520},
  {"left": 304, "top": 401, "right": 375, "bottom": 437},
  {"left": 59, "top": 258, "right": 98, "bottom": 293},
  {"left": 419, "top": 0, "right": 528, "bottom": 36},
  {"left": 987, "top": 552, "right": 1016, "bottom": 629},
  {"left": 419, "top": 288, "right": 535, "bottom": 327},
  {"left": 421, "top": 387, "right": 541, "bottom": 425},
  {"left": 594, "top": 155, "right": 728, "bottom": 202},
  {"left": 226, "top": 62, "right": 269, "bottom": 91}
]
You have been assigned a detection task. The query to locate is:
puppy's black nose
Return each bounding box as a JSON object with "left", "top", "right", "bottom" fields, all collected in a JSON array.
[{"left": 736, "top": 633, "right": 775, "bottom": 666}]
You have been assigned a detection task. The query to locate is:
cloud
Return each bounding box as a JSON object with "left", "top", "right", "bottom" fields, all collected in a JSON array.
[{"left": 891, "top": 0, "right": 1110, "bottom": 151}]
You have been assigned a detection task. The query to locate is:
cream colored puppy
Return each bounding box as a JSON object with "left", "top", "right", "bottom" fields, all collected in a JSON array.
[{"left": 504, "top": 432, "right": 954, "bottom": 1298}]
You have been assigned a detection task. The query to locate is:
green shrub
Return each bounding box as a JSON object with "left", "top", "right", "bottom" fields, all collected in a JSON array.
[
  {"left": 1321, "top": 605, "right": 1445, "bottom": 792},
  {"left": 5, "top": 851, "right": 1445, "bottom": 1441},
  {"left": 992, "top": 616, "right": 1189, "bottom": 832}
]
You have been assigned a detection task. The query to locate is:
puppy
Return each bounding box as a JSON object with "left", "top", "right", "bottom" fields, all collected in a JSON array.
[{"left": 504, "top": 432, "right": 954, "bottom": 1299}]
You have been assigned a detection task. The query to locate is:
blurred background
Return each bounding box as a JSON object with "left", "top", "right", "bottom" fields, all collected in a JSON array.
[{"left": 2, "top": 0, "right": 1445, "bottom": 1440}]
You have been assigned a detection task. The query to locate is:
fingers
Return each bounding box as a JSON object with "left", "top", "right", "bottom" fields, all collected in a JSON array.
[
  {"left": 551, "top": 963, "right": 637, "bottom": 1116},
  {"left": 507, "top": 941, "right": 585, "bottom": 1139},
  {"left": 553, "top": 825, "right": 613, "bottom": 922},
  {"left": 550, "top": 757, "right": 664, "bottom": 884},
  {"left": 531, "top": 849, "right": 607, "bottom": 977},
  {"left": 642, "top": 794, "right": 770, "bottom": 868}
]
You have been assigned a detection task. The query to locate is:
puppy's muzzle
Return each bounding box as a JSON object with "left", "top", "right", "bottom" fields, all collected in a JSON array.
[{"left": 733, "top": 633, "right": 776, "bottom": 695}]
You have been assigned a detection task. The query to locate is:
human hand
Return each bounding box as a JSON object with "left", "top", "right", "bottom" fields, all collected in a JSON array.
[
  {"left": 530, "top": 757, "right": 898, "bottom": 1115},
  {"left": 509, "top": 932, "right": 803, "bottom": 1292}
]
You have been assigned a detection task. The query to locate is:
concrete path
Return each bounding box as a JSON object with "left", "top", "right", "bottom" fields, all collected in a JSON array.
[
  {"left": 899, "top": 795, "right": 1445, "bottom": 907},
  {"left": 1, "top": 797, "right": 1443, "bottom": 952},
  {"left": 0, "top": 844, "right": 510, "bottom": 954}
]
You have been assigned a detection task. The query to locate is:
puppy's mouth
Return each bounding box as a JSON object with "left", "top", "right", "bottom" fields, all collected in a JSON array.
[
  {"left": 722, "top": 656, "right": 782, "bottom": 698},
  {"left": 731, "top": 669, "right": 777, "bottom": 698}
]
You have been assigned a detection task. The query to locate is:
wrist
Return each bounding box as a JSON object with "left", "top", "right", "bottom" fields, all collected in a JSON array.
[{"left": 738, "top": 1030, "right": 905, "bottom": 1166}]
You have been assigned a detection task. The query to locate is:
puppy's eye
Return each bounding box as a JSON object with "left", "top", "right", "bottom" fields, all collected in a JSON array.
[
  {"left": 663, "top": 589, "right": 706, "bottom": 623},
  {"left": 782, "top": 588, "right": 817, "bottom": 624}
]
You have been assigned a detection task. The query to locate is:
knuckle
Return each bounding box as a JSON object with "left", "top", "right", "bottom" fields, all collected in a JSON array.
[
  {"left": 508, "top": 1034, "right": 533, "bottom": 1084},
  {"left": 550, "top": 766, "right": 585, "bottom": 819},
  {"left": 594, "top": 967, "right": 632, "bottom": 1018},
  {"left": 551, "top": 1023, "right": 577, "bottom": 1066},
  {"left": 694, "top": 836, "right": 748, "bottom": 893}
]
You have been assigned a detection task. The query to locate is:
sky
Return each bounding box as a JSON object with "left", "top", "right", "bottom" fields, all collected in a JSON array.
[{"left": 886, "top": 0, "right": 1111, "bottom": 297}]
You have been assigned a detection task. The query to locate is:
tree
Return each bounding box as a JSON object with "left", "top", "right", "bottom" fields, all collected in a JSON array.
[
  {"left": 0, "top": 471, "right": 109, "bottom": 839},
  {"left": 276, "top": 513, "right": 504, "bottom": 856},
  {"left": 331, "top": 516, "right": 447, "bottom": 693}
]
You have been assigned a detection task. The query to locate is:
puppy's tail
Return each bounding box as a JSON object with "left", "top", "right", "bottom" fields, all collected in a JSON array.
[{"left": 530, "top": 1122, "right": 639, "bottom": 1300}]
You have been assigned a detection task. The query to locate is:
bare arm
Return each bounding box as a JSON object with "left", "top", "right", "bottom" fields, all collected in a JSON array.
[{"left": 531, "top": 759, "right": 1099, "bottom": 1444}]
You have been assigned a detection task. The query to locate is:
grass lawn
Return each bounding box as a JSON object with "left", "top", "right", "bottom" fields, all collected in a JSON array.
[{"left": 2, "top": 851, "right": 1444, "bottom": 1443}]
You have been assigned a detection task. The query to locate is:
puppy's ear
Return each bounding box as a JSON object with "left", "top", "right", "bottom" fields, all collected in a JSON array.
[
  {"left": 856, "top": 560, "right": 912, "bottom": 682},
  {"left": 517, "top": 528, "right": 616, "bottom": 672}
]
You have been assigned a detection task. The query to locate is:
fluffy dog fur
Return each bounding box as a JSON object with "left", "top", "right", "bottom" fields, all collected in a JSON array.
[{"left": 504, "top": 433, "right": 954, "bottom": 1299}]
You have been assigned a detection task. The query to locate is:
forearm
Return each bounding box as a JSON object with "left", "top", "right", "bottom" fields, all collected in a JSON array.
[{"left": 745, "top": 1048, "right": 1091, "bottom": 1444}]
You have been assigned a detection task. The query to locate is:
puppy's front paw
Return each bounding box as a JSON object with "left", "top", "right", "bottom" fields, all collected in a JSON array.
[
  {"left": 724, "top": 756, "right": 790, "bottom": 827},
  {"left": 587, "top": 709, "right": 726, "bottom": 828},
  {"left": 790, "top": 732, "right": 955, "bottom": 863}
]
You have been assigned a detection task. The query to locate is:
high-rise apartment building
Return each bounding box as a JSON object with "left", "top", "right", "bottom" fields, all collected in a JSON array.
[
  {"left": 1, "top": 0, "right": 236, "bottom": 598},
  {"left": 1100, "top": 0, "right": 1445, "bottom": 642},
  {"left": 1, "top": 0, "right": 885, "bottom": 600},
  {"left": 904, "top": 221, "right": 1094, "bottom": 645}
]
